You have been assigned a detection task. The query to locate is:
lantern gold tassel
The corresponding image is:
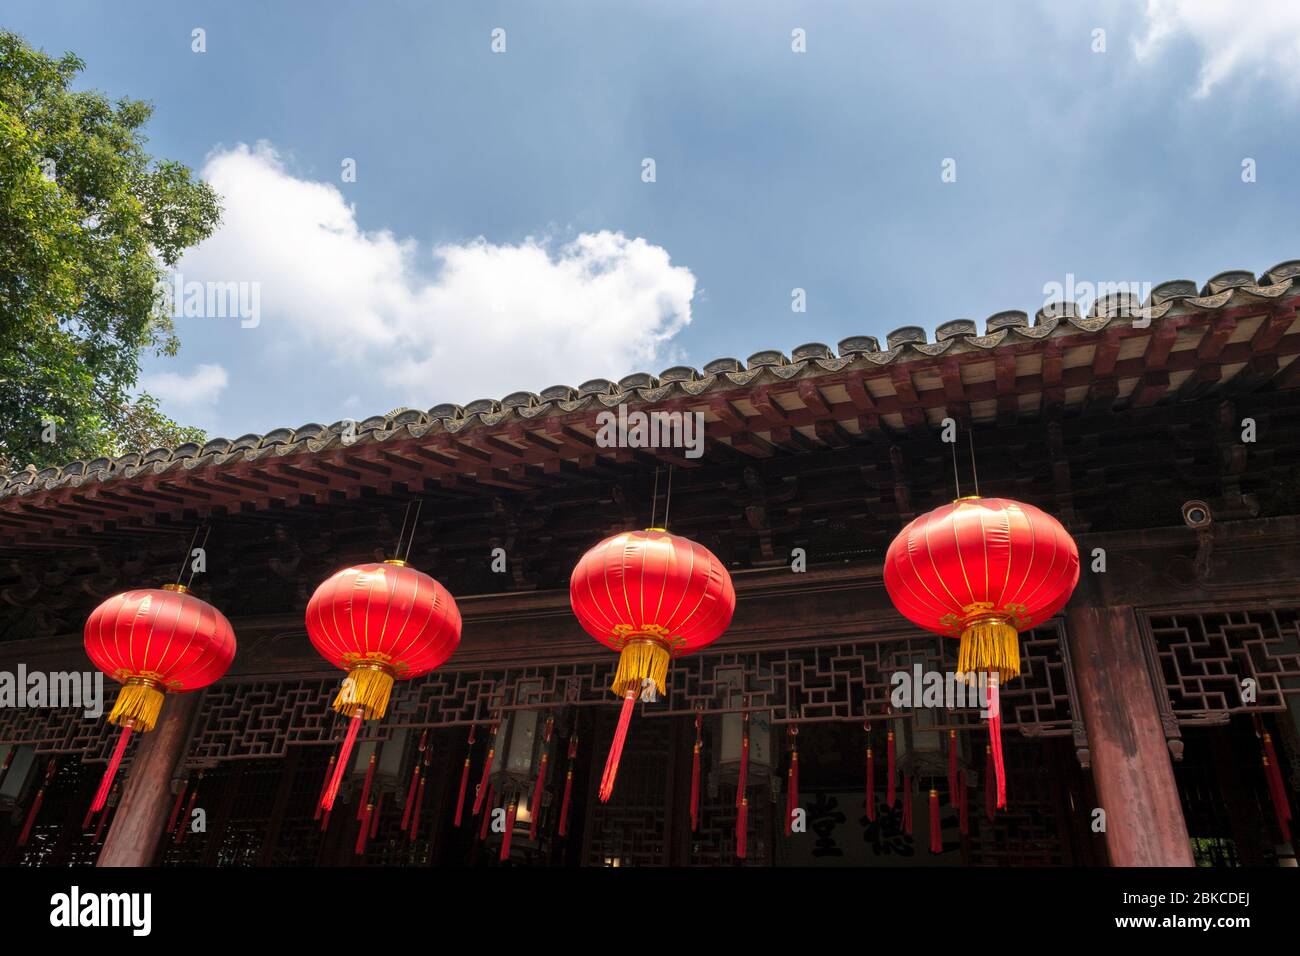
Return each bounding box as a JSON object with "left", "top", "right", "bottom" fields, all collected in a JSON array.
[
  {"left": 610, "top": 639, "right": 670, "bottom": 696},
  {"left": 334, "top": 666, "right": 395, "bottom": 720},
  {"left": 957, "top": 618, "right": 1020, "bottom": 682},
  {"left": 108, "top": 679, "right": 165, "bottom": 733}
]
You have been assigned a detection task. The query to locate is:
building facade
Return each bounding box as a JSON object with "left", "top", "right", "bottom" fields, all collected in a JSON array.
[{"left": 2, "top": 264, "right": 1299, "bottom": 867}]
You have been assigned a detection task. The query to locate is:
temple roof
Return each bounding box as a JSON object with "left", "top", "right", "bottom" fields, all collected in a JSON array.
[{"left": 4, "top": 260, "right": 1300, "bottom": 539}]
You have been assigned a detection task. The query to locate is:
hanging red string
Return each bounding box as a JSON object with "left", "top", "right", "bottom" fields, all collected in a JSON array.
[
  {"left": 902, "top": 773, "right": 913, "bottom": 835},
  {"left": 0, "top": 746, "right": 14, "bottom": 783},
  {"left": 93, "top": 794, "right": 115, "bottom": 843},
  {"left": 988, "top": 677, "right": 1006, "bottom": 809},
  {"left": 530, "top": 716, "right": 554, "bottom": 840},
  {"left": 320, "top": 707, "right": 364, "bottom": 812},
  {"left": 599, "top": 691, "right": 638, "bottom": 802},
  {"left": 409, "top": 772, "right": 426, "bottom": 843},
  {"left": 454, "top": 725, "right": 476, "bottom": 826},
  {"left": 165, "top": 777, "right": 189, "bottom": 834},
  {"left": 886, "top": 729, "right": 897, "bottom": 807},
  {"left": 500, "top": 798, "right": 519, "bottom": 861},
  {"left": 959, "top": 770, "right": 969, "bottom": 836},
  {"left": 315, "top": 752, "right": 336, "bottom": 821},
  {"left": 559, "top": 734, "right": 578, "bottom": 838},
  {"left": 473, "top": 722, "right": 498, "bottom": 815},
  {"left": 91, "top": 726, "right": 132, "bottom": 813},
  {"left": 176, "top": 776, "right": 201, "bottom": 844},
  {"left": 1261, "top": 730, "right": 1292, "bottom": 842},
  {"left": 984, "top": 744, "right": 995, "bottom": 821},
  {"left": 737, "top": 795, "right": 749, "bottom": 860},
  {"left": 785, "top": 726, "right": 799, "bottom": 836},
  {"left": 478, "top": 785, "right": 496, "bottom": 842},
  {"left": 866, "top": 738, "right": 876, "bottom": 822},
  {"left": 370, "top": 791, "right": 384, "bottom": 839},
  {"left": 18, "top": 758, "right": 57, "bottom": 846},
  {"left": 947, "top": 730, "right": 959, "bottom": 808},
  {"left": 690, "top": 713, "right": 702, "bottom": 832},
  {"left": 929, "top": 788, "right": 942, "bottom": 853},
  {"left": 355, "top": 802, "right": 373, "bottom": 856},
  {"left": 356, "top": 752, "right": 377, "bottom": 821},
  {"left": 401, "top": 765, "right": 420, "bottom": 832}
]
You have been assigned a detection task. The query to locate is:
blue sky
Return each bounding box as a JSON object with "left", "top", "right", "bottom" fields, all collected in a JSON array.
[{"left": 6, "top": 1, "right": 1299, "bottom": 438}]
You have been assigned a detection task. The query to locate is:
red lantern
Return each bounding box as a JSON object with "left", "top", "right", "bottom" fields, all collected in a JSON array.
[
  {"left": 306, "top": 559, "right": 461, "bottom": 810},
  {"left": 569, "top": 529, "right": 735, "bottom": 801},
  {"left": 83, "top": 584, "right": 236, "bottom": 812},
  {"left": 883, "top": 496, "right": 1079, "bottom": 807}
]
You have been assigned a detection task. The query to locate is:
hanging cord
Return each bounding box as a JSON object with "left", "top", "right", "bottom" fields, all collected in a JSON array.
[
  {"left": 394, "top": 500, "right": 415, "bottom": 558},
  {"left": 402, "top": 498, "right": 424, "bottom": 562},
  {"left": 968, "top": 424, "right": 981, "bottom": 497},
  {"left": 649, "top": 468, "right": 661, "bottom": 528},
  {"left": 175, "top": 525, "right": 203, "bottom": 584},
  {"left": 662, "top": 465, "right": 674, "bottom": 529},
  {"left": 950, "top": 431, "right": 962, "bottom": 499},
  {"left": 180, "top": 525, "right": 210, "bottom": 589}
]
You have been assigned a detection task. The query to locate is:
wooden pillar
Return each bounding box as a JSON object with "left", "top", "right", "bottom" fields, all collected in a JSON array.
[
  {"left": 97, "top": 691, "right": 201, "bottom": 867},
  {"left": 1066, "top": 603, "right": 1194, "bottom": 866}
]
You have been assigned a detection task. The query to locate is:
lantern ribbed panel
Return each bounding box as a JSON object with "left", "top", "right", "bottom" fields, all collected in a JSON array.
[
  {"left": 883, "top": 497, "right": 1079, "bottom": 637},
  {"left": 305, "top": 562, "right": 461, "bottom": 678},
  {"left": 84, "top": 588, "right": 236, "bottom": 691},
  {"left": 569, "top": 530, "right": 735, "bottom": 656}
]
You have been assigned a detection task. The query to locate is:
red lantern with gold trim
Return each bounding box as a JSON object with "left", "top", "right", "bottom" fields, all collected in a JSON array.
[
  {"left": 83, "top": 584, "right": 236, "bottom": 813},
  {"left": 569, "top": 528, "right": 735, "bottom": 801},
  {"left": 883, "top": 496, "right": 1079, "bottom": 808},
  {"left": 306, "top": 559, "right": 461, "bottom": 811}
]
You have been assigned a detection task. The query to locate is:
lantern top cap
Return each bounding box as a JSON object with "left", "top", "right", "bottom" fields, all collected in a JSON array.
[
  {"left": 161, "top": 582, "right": 190, "bottom": 593},
  {"left": 952, "top": 495, "right": 983, "bottom": 503},
  {"left": 382, "top": 558, "right": 409, "bottom": 567},
  {"left": 643, "top": 527, "right": 667, "bottom": 533}
]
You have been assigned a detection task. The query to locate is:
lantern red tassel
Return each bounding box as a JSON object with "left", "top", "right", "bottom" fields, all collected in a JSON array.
[
  {"left": 453, "top": 726, "right": 476, "bottom": 826},
  {"left": 886, "top": 729, "right": 896, "bottom": 807},
  {"left": 947, "top": 730, "right": 959, "bottom": 808},
  {"left": 370, "top": 791, "right": 383, "bottom": 839},
  {"left": 985, "top": 744, "right": 995, "bottom": 820},
  {"left": 559, "top": 734, "right": 578, "bottom": 838},
  {"left": 321, "top": 709, "right": 363, "bottom": 812},
  {"left": 690, "top": 714, "right": 702, "bottom": 832},
  {"left": 866, "top": 744, "right": 876, "bottom": 821},
  {"left": 529, "top": 717, "right": 553, "bottom": 840},
  {"left": 409, "top": 774, "right": 426, "bottom": 843},
  {"left": 785, "top": 744, "right": 799, "bottom": 836},
  {"left": 355, "top": 804, "right": 372, "bottom": 855},
  {"left": 736, "top": 795, "right": 748, "bottom": 860},
  {"left": 166, "top": 777, "right": 189, "bottom": 834},
  {"left": 315, "top": 753, "right": 335, "bottom": 820},
  {"left": 478, "top": 786, "right": 495, "bottom": 841},
  {"left": 357, "top": 752, "right": 377, "bottom": 821},
  {"left": 473, "top": 727, "right": 498, "bottom": 816},
  {"left": 94, "top": 798, "right": 114, "bottom": 842},
  {"left": 902, "top": 773, "right": 913, "bottom": 834},
  {"left": 500, "top": 799, "right": 518, "bottom": 861},
  {"left": 988, "top": 678, "right": 1006, "bottom": 809},
  {"left": 177, "top": 782, "right": 200, "bottom": 843},
  {"left": 401, "top": 765, "right": 420, "bottom": 831},
  {"left": 599, "top": 691, "right": 637, "bottom": 802},
  {"left": 18, "top": 768, "right": 53, "bottom": 846},
  {"left": 737, "top": 712, "right": 750, "bottom": 805},
  {"left": 1262, "top": 732, "right": 1292, "bottom": 841},
  {"left": 929, "top": 788, "right": 942, "bottom": 853},
  {"left": 91, "top": 726, "right": 133, "bottom": 813}
]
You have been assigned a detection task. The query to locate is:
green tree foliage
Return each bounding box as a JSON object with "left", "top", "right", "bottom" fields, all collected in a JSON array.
[{"left": 0, "top": 30, "right": 220, "bottom": 472}]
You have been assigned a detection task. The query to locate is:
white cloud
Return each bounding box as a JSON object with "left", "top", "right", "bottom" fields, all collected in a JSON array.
[
  {"left": 177, "top": 143, "right": 696, "bottom": 409},
  {"left": 1134, "top": 0, "right": 1300, "bottom": 97},
  {"left": 139, "top": 363, "right": 230, "bottom": 408}
]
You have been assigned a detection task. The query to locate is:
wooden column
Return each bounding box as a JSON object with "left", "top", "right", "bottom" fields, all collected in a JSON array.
[
  {"left": 97, "top": 691, "right": 201, "bottom": 867},
  {"left": 1066, "top": 603, "right": 1194, "bottom": 866}
]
